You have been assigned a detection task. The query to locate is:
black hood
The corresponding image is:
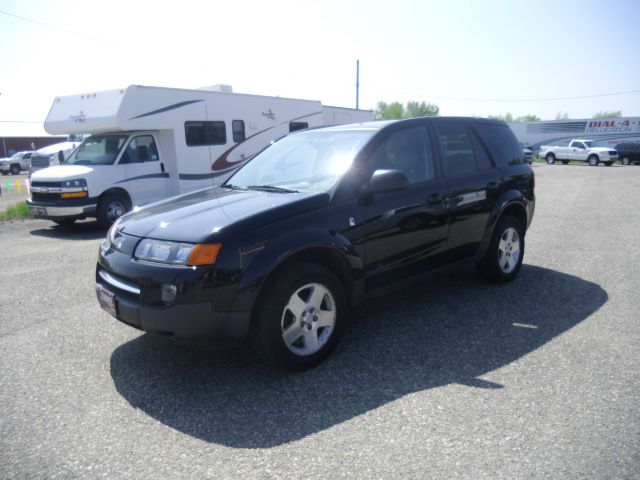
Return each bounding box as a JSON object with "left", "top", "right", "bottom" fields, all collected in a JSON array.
[{"left": 119, "top": 187, "right": 330, "bottom": 243}]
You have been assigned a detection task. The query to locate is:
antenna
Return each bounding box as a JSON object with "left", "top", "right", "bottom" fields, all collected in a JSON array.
[{"left": 356, "top": 60, "right": 360, "bottom": 110}]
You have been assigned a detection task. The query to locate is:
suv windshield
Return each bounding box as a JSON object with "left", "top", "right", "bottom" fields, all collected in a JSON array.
[
  {"left": 66, "top": 135, "right": 129, "bottom": 165},
  {"left": 226, "top": 129, "right": 375, "bottom": 193}
]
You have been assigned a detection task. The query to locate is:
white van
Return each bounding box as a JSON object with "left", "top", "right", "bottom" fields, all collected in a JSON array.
[{"left": 27, "top": 85, "right": 372, "bottom": 226}]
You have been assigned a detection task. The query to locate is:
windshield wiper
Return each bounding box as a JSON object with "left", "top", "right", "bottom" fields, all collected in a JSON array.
[
  {"left": 221, "top": 183, "right": 246, "bottom": 190},
  {"left": 246, "top": 184, "right": 298, "bottom": 193}
]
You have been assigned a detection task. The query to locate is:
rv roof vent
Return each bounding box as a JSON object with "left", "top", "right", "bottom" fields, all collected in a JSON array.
[{"left": 197, "top": 84, "right": 233, "bottom": 93}]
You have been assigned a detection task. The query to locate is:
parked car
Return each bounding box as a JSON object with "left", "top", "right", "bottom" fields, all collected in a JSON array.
[
  {"left": 28, "top": 134, "right": 86, "bottom": 176},
  {"left": 96, "top": 117, "right": 535, "bottom": 370},
  {"left": 615, "top": 142, "right": 640, "bottom": 165},
  {"left": 539, "top": 139, "right": 618, "bottom": 166},
  {"left": 0, "top": 151, "right": 34, "bottom": 175}
]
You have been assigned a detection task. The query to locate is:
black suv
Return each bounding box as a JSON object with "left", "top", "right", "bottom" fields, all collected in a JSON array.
[
  {"left": 96, "top": 117, "right": 535, "bottom": 369},
  {"left": 615, "top": 142, "right": 640, "bottom": 165}
]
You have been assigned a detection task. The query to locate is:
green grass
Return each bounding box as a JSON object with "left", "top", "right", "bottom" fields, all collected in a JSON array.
[{"left": 0, "top": 201, "right": 33, "bottom": 221}]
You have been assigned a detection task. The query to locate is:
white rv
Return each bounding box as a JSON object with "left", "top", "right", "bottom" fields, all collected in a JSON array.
[{"left": 28, "top": 85, "right": 372, "bottom": 226}]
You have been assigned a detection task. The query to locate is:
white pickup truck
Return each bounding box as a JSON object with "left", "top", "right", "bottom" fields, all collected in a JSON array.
[{"left": 539, "top": 139, "right": 618, "bottom": 166}]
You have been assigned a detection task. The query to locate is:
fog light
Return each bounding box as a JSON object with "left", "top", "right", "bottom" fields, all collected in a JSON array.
[{"left": 161, "top": 284, "right": 177, "bottom": 303}]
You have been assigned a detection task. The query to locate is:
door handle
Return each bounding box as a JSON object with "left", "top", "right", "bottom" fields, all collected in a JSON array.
[
  {"left": 160, "top": 162, "right": 165, "bottom": 173},
  {"left": 486, "top": 181, "right": 499, "bottom": 191},
  {"left": 427, "top": 193, "right": 442, "bottom": 205}
]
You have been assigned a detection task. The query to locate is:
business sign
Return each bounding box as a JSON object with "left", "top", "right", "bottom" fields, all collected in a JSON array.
[{"left": 585, "top": 118, "right": 640, "bottom": 134}]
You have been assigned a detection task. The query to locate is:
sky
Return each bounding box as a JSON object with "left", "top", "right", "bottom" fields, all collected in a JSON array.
[{"left": 1, "top": 0, "right": 639, "bottom": 135}]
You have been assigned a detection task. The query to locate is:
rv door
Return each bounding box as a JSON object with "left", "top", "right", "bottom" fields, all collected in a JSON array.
[{"left": 118, "top": 134, "right": 169, "bottom": 206}]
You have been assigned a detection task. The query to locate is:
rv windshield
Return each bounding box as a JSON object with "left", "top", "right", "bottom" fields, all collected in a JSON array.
[
  {"left": 66, "top": 134, "right": 129, "bottom": 165},
  {"left": 226, "top": 129, "right": 375, "bottom": 193}
]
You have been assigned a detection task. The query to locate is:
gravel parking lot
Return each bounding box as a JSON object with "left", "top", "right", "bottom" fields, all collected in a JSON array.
[{"left": 1, "top": 164, "right": 638, "bottom": 479}]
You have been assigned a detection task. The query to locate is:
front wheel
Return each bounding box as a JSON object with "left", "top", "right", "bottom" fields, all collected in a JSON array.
[
  {"left": 477, "top": 215, "right": 525, "bottom": 283},
  {"left": 250, "top": 261, "right": 347, "bottom": 370},
  {"left": 621, "top": 157, "right": 630, "bottom": 166},
  {"left": 10, "top": 163, "right": 21, "bottom": 175},
  {"left": 97, "top": 193, "right": 129, "bottom": 228},
  {"left": 545, "top": 153, "right": 556, "bottom": 165},
  {"left": 588, "top": 155, "right": 599, "bottom": 166}
]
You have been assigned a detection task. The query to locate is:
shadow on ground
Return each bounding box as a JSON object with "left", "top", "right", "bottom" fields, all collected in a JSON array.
[
  {"left": 30, "top": 220, "right": 106, "bottom": 240},
  {"left": 110, "top": 264, "right": 606, "bottom": 448}
]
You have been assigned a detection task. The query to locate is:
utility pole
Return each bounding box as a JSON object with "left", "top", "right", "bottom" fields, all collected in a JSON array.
[{"left": 356, "top": 59, "right": 360, "bottom": 110}]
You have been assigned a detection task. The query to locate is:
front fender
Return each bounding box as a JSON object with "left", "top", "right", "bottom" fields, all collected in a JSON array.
[{"left": 231, "top": 228, "right": 363, "bottom": 311}]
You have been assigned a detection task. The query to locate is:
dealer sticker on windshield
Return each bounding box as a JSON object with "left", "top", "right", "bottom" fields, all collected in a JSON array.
[{"left": 96, "top": 284, "right": 117, "bottom": 317}]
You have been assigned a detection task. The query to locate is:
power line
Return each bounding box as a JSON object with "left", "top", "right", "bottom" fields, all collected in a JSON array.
[{"left": 0, "top": 8, "right": 104, "bottom": 42}]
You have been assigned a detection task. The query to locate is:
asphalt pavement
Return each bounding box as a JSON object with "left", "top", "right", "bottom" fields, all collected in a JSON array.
[{"left": 0, "top": 164, "right": 638, "bottom": 479}]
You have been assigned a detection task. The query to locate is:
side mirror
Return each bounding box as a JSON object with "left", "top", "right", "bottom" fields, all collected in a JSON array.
[{"left": 363, "top": 169, "right": 410, "bottom": 195}]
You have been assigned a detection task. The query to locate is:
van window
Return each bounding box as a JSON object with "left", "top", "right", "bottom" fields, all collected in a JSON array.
[
  {"left": 185, "top": 121, "right": 226, "bottom": 146},
  {"left": 434, "top": 123, "right": 477, "bottom": 176},
  {"left": 473, "top": 124, "right": 524, "bottom": 166},
  {"left": 232, "top": 120, "right": 246, "bottom": 143},
  {"left": 289, "top": 122, "right": 309, "bottom": 132},
  {"left": 120, "top": 136, "right": 159, "bottom": 164}
]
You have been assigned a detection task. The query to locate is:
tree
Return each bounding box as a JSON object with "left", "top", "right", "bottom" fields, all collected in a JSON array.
[
  {"left": 405, "top": 101, "right": 439, "bottom": 117},
  {"left": 374, "top": 101, "right": 404, "bottom": 120},
  {"left": 515, "top": 114, "right": 540, "bottom": 122},
  {"left": 488, "top": 113, "right": 514, "bottom": 122},
  {"left": 556, "top": 112, "right": 569, "bottom": 120},
  {"left": 373, "top": 100, "right": 440, "bottom": 120},
  {"left": 593, "top": 111, "right": 622, "bottom": 118}
]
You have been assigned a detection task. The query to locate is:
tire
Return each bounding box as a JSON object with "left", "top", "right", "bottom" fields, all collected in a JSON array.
[
  {"left": 1, "top": 171, "right": 7, "bottom": 176},
  {"left": 545, "top": 153, "right": 556, "bottom": 165},
  {"left": 622, "top": 157, "right": 630, "bottom": 166},
  {"left": 53, "top": 218, "right": 76, "bottom": 226},
  {"left": 604, "top": 161, "right": 613, "bottom": 167},
  {"left": 250, "top": 261, "right": 347, "bottom": 370},
  {"left": 588, "top": 155, "right": 599, "bottom": 166},
  {"left": 476, "top": 215, "right": 525, "bottom": 284},
  {"left": 561, "top": 160, "right": 570, "bottom": 165},
  {"left": 10, "top": 163, "right": 20, "bottom": 175},
  {"left": 97, "top": 193, "right": 129, "bottom": 228}
]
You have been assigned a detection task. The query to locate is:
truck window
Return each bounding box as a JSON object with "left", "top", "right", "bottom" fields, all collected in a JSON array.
[
  {"left": 185, "top": 121, "right": 227, "bottom": 146},
  {"left": 289, "top": 122, "right": 309, "bottom": 132},
  {"left": 473, "top": 123, "right": 523, "bottom": 166},
  {"left": 232, "top": 120, "right": 246, "bottom": 143},
  {"left": 573, "top": 142, "right": 585, "bottom": 149},
  {"left": 119, "top": 136, "right": 159, "bottom": 164}
]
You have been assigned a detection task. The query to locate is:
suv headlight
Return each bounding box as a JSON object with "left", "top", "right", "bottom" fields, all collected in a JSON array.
[{"left": 134, "top": 239, "right": 222, "bottom": 266}]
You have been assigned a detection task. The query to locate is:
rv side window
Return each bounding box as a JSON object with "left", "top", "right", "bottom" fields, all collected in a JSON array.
[
  {"left": 185, "top": 121, "right": 227, "bottom": 146},
  {"left": 232, "top": 120, "right": 246, "bottom": 143},
  {"left": 120, "top": 136, "right": 159, "bottom": 164},
  {"left": 289, "top": 122, "right": 309, "bottom": 133}
]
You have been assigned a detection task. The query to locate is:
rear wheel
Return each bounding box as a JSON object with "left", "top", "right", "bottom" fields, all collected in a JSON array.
[
  {"left": 621, "top": 157, "right": 630, "bottom": 165},
  {"left": 561, "top": 159, "right": 570, "bottom": 165},
  {"left": 604, "top": 161, "right": 613, "bottom": 167},
  {"left": 545, "top": 153, "right": 556, "bottom": 165},
  {"left": 250, "top": 261, "right": 347, "bottom": 370},
  {"left": 97, "top": 193, "right": 129, "bottom": 228},
  {"left": 588, "top": 155, "right": 599, "bottom": 166},
  {"left": 477, "top": 215, "right": 525, "bottom": 283},
  {"left": 10, "top": 163, "right": 20, "bottom": 175}
]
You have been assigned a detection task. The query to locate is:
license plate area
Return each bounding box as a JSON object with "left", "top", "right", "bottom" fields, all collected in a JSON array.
[
  {"left": 35, "top": 207, "right": 47, "bottom": 215},
  {"left": 96, "top": 284, "right": 118, "bottom": 317}
]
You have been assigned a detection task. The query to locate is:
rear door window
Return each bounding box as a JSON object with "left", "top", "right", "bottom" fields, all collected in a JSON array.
[{"left": 434, "top": 123, "right": 477, "bottom": 176}]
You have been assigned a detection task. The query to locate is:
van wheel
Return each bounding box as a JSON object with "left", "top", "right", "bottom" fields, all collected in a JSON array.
[
  {"left": 10, "top": 163, "right": 21, "bottom": 175},
  {"left": 250, "top": 261, "right": 347, "bottom": 370},
  {"left": 621, "top": 157, "right": 630, "bottom": 165},
  {"left": 588, "top": 155, "right": 599, "bottom": 166},
  {"left": 545, "top": 153, "right": 556, "bottom": 164},
  {"left": 98, "top": 193, "right": 129, "bottom": 228},
  {"left": 477, "top": 215, "right": 525, "bottom": 283}
]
